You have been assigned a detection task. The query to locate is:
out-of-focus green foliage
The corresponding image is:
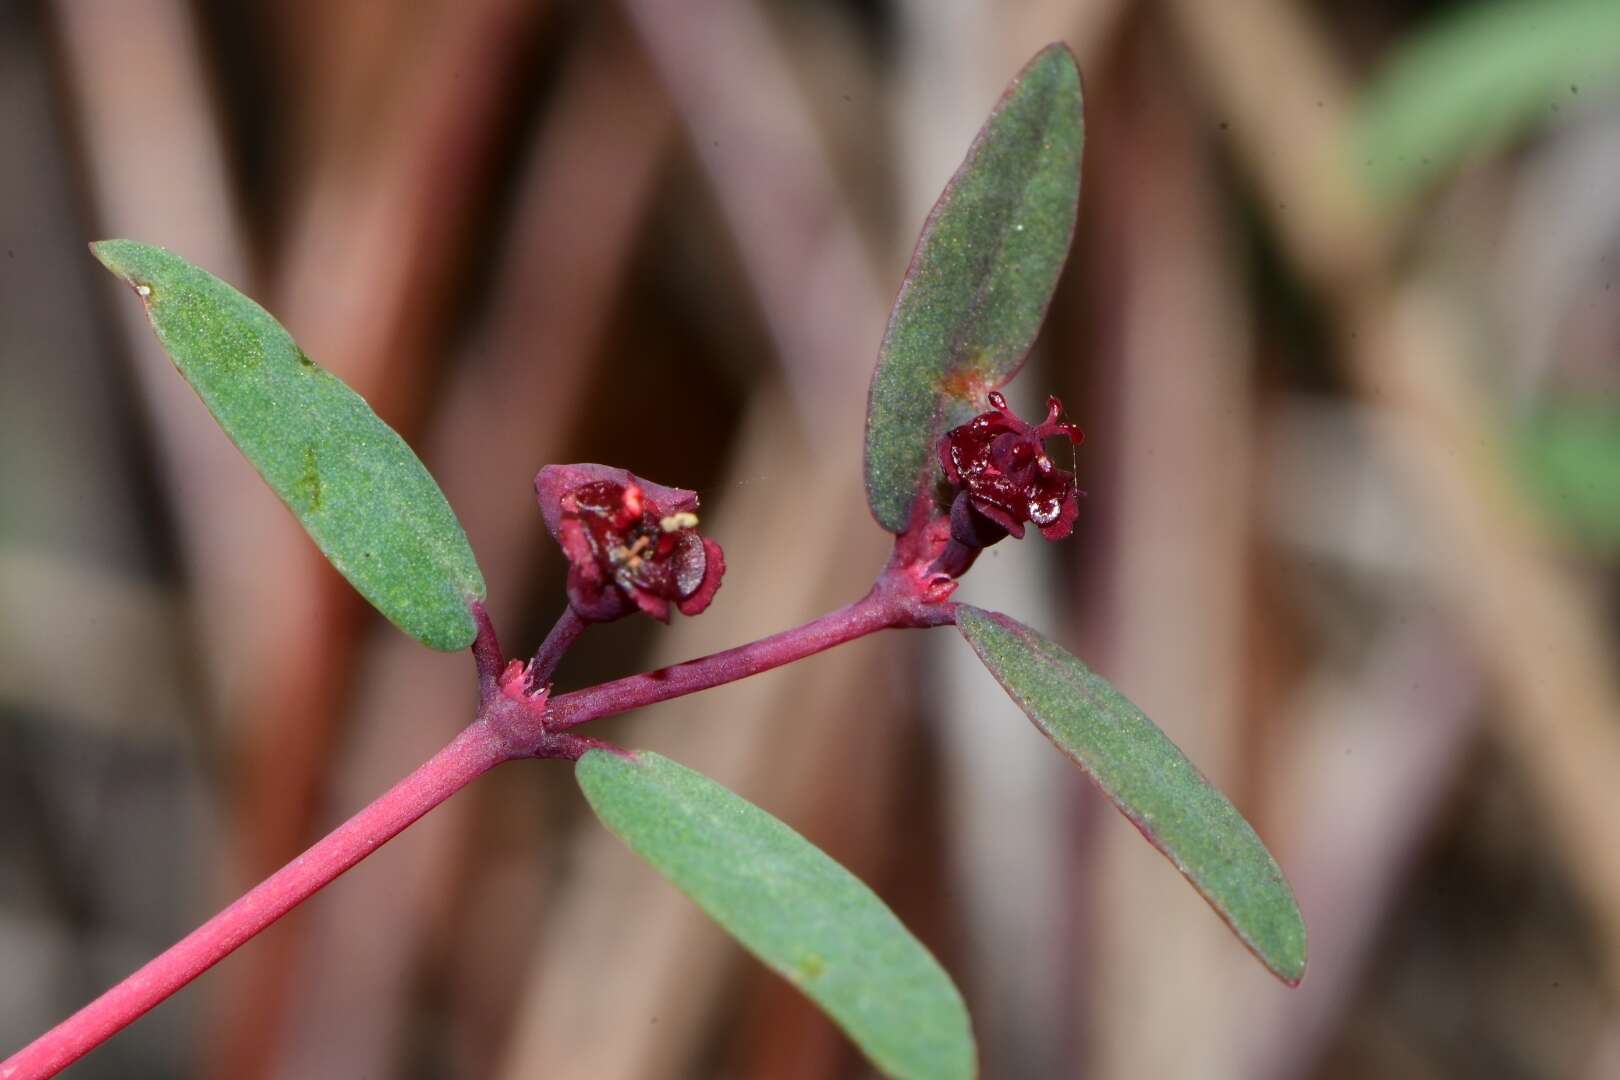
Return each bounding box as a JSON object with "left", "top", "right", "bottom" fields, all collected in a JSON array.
[
  {"left": 1514, "top": 401, "right": 1620, "bottom": 554},
  {"left": 1356, "top": 0, "right": 1620, "bottom": 202}
]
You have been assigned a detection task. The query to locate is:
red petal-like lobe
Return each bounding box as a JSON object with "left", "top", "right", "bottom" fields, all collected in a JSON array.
[
  {"left": 629, "top": 587, "right": 672, "bottom": 622},
  {"left": 1038, "top": 489, "right": 1080, "bottom": 541},
  {"left": 566, "top": 568, "right": 634, "bottom": 622},
  {"left": 557, "top": 517, "right": 601, "bottom": 585},
  {"left": 939, "top": 438, "right": 965, "bottom": 487},
  {"left": 971, "top": 496, "right": 1025, "bottom": 540},
  {"left": 677, "top": 537, "right": 726, "bottom": 616},
  {"left": 536, "top": 463, "right": 698, "bottom": 543}
]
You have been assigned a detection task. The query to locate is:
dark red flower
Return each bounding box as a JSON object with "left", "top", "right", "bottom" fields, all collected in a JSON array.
[
  {"left": 940, "top": 390, "right": 1083, "bottom": 542},
  {"left": 536, "top": 464, "right": 725, "bottom": 623}
]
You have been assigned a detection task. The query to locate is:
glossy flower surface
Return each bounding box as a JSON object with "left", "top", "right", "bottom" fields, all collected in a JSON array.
[
  {"left": 940, "top": 390, "right": 1082, "bottom": 542},
  {"left": 536, "top": 464, "right": 725, "bottom": 623}
]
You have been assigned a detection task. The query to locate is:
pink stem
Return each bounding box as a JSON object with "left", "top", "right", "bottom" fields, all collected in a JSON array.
[
  {"left": 530, "top": 606, "right": 588, "bottom": 682},
  {"left": 5, "top": 573, "right": 952, "bottom": 1075},
  {"left": 547, "top": 585, "right": 932, "bottom": 731},
  {"left": 2, "top": 720, "right": 513, "bottom": 1080}
]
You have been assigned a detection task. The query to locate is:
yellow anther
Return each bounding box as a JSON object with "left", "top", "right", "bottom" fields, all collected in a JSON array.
[
  {"left": 612, "top": 535, "right": 653, "bottom": 571},
  {"left": 659, "top": 511, "right": 699, "bottom": 533}
]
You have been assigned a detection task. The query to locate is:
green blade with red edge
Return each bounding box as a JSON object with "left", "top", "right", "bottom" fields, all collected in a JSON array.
[
  {"left": 955, "top": 605, "right": 1307, "bottom": 985},
  {"left": 576, "top": 749, "right": 975, "bottom": 1080},
  {"left": 92, "top": 239, "right": 486, "bottom": 651},
  {"left": 864, "top": 43, "right": 1084, "bottom": 533}
]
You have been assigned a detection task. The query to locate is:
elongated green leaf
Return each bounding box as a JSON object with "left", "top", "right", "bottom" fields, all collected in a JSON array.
[
  {"left": 1355, "top": 0, "right": 1620, "bottom": 202},
  {"left": 864, "top": 44, "right": 1084, "bottom": 532},
  {"left": 956, "top": 606, "right": 1306, "bottom": 984},
  {"left": 576, "top": 750, "right": 974, "bottom": 1080},
  {"left": 93, "top": 240, "right": 486, "bottom": 650}
]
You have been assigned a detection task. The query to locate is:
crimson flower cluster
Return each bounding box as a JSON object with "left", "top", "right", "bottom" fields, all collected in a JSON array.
[
  {"left": 536, "top": 464, "right": 725, "bottom": 623},
  {"left": 940, "top": 390, "right": 1083, "bottom": 556}
]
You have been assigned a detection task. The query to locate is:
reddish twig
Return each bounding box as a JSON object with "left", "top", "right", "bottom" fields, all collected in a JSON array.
[
  {"left": 548, "top": 582, "right": 948, "bottom": 733},
  {"left": 3, "top": 555, "right": 956, "bottom": 1079},
  {"left": 0, "top": 719, "right": 512, "bottom": 1080},
  {"left": 530, "top": 607, "right": 589, "bottom": 684}
]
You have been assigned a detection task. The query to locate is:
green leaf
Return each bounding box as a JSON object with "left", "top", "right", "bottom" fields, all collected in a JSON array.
[
  {"left": 864, "top": 44, "right": 1084, "bottom": 533},
  {"left": 1513, "top": 400, "right": 1620, "bottom": 554},
  {"left": 955, "top": 606, "right": 1306, "bottom": 985},
  {"left": 1355, "top": 0, "right": 1620, "bottom": 203},
  {"left": 92, "top": 240, "right": 486, "bottom": 650},
  {"left": 576, "top": 749, "right": 974, "bottom": 1080}
]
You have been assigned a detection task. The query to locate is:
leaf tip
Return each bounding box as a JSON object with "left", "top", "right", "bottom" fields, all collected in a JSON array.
[
  {"left": 1033, "top": 39, "right": 1079, "bottom": 69},
  {"left": 1272, "top": 919, "right": 1308, "bottom": 988},
  {"left": 88, "top": 237, "right": 127, "bottom": 275},
  {"left": 1024, "top": 41, "right": 1082, "bottom": 97},
  {"left": 1234, "top": 883, "right": 1306, "bottom": 987},
  {"left": 90, "top": 239, "right": 158, "bottom": 302}
]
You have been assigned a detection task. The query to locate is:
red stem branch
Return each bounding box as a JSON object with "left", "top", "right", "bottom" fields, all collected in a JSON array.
[
  {"left": 530, "top": 605, "right": 588, "bottom": 682},
  {"left": 1, "top": 720, "right": 513, "bottom": 1080},
  {"left": 4, "top": 565, "right": 954, "bottom": 1077},
  {"left": 547, "top": 580, "right": 945, "bottom": 731}
]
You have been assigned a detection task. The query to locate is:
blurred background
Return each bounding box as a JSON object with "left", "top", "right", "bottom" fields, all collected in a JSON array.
[{"left": 4, "top": 0, "right": 1620, "bottom": 1077}]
